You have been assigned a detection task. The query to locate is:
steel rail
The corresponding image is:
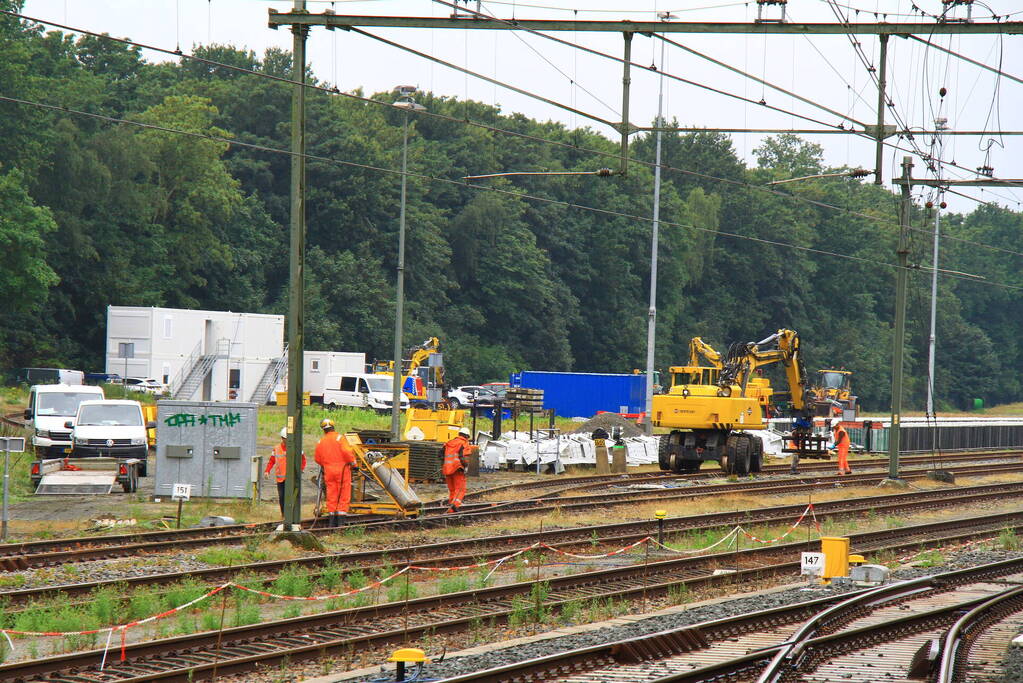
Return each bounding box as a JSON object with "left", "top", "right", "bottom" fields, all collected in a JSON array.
[
  {"left": 936, "top": 584, "right": 1023, "bottom": 682},
  {"left": 8, "top": 509, "right": 1023, "bottom": 681},
  {"left": 3, "top": 459, "right": 1022, "bottom": 570},
  {"left": 7, "top": 478, "right": 1023, "bottom": 609},
  {"left": 439, "top": 556, "right": 1023, "bottom": 683},
  {"left": 2, "top": 459, "right": 1021, "bottom": 570}
]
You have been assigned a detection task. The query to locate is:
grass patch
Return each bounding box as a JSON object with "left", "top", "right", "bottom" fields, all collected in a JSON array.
[
  {"left": 999, "top": 528, "right": 1022, "bottom": 551},
  {"left": 437, "top": 574, "right": 471, "bottom": 595},
  {"left": 914, "top": 549, "right": 946, "bottom": 568}
]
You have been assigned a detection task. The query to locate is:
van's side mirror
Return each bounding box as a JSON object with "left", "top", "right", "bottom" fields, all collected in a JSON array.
[
  {"left": 146, "top": 421, "right": 156, "bottom": 430},
  {"left": 23, "top": 409, "right": 31, "bottom": 420},
  {"left": 64, "top": 420, "right": 74, "bottom": 429}
]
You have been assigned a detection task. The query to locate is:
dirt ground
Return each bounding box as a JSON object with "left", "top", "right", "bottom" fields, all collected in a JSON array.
[{"left": 4, "top": 451, "right": 568, "bottom": 537}]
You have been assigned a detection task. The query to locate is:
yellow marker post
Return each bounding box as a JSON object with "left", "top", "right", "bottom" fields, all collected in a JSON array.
[
  {"left": 388, "top": 648, "right": 429, "bottom": 681},
  {"left": 820, "top": 536, "right": 850, "bottom": 583},
  {"left": 654, "top": 509, "right": 667, "bottom": 546}
]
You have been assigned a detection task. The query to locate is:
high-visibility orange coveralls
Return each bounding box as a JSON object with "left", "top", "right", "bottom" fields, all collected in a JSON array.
[
  {"left": 265, "top": 442, "right": 307, "bottom": 514},
  {"left": 314, "top": 431, "right": 356, "bottom": 513},
  {"left": 834, "top": 424, "right": 851, "bottom": 474},
  {"left": 442, "top": 434, "right": 471, "bottom": 511}
]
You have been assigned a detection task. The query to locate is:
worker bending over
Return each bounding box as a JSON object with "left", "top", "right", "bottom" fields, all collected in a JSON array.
[
  {"left": 833, "top": 422, "right": 851, "bottom": 475},
  {"left": 265, "top": 427, "right": 307, "bottom": 520},
  {"left": 442, "top": 427, "right": 473, "bottom": 513},
  {"left": 314, "top": 419, "right": 356, "bottom": 526}
]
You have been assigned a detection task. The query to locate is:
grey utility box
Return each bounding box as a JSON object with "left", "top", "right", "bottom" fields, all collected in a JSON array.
[{"left": 155, "top": 400, "right": 258, "bottom": 499}]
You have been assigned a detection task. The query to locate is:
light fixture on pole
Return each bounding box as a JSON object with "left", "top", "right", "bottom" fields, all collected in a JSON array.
[{"left": 390, "top": 86, "right": 425, "bottom": 440}]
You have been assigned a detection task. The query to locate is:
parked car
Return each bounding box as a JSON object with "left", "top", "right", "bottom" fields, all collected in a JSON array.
[
  {"left": 123, "top": 378, "right": 168, "bottom": 395},
  {"left": 85, "top": 372, "right": 123, "bottom": 386},
  {"left": 448, "top": 385, "right": 506, "bottom": 408},
  {"left": 447, "top": 385, "right": 484, "bottom": 409}
]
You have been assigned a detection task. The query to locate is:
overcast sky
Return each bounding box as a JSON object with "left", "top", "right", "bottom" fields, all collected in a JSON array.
[{"left": 20, "top": 0, "right": 1023, "bottom": 213}]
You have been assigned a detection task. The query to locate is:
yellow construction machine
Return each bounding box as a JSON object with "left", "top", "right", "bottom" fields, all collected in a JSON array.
[
  {"left": 810, "top": 369, "right": 857, "bottom": 417},
  {"left": 653, "top": 329, "right": 821, "bottom": 475},
  {"left": 371, "top": 337, "right": 446, "bottom": 408}
]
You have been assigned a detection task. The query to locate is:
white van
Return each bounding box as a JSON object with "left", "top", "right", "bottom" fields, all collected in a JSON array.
[
  {"left": 322, "top": 373, "right": 409, "bottom": 412},
  {"left": 66, "top": 400, "right": 151, "bottom": 461},
  {"left": 25, "top": 384, "right": 105, "bottom": 457}
]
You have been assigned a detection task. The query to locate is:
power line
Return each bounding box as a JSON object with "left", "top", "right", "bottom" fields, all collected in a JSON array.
[
  {"left": 5, "top": 8, "right": 1023, "bottom": 259},
  {"left": 3, "top": 91, "right": 1021, "bottom": 294}
]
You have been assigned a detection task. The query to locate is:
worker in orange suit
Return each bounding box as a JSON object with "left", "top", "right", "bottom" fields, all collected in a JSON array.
[
  {"left": 833, "top": 422, "right": 852, "bottom": 475},
  {"left": 264, "top": 427, "right": 307, "bottom": 518},
  {"left": 442, "top": 427, "right": 472, "bottom": 513},
  {"left": 314, "top": 418, "right": 356, "bottom": 527}
]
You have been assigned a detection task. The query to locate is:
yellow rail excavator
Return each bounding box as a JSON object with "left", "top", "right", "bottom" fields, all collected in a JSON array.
[
  {"left": 653, "top": 330, "right": 826, "bottom": 475},
  {"left": 370, "top": 337, "right": 446, "bottom": 408}
]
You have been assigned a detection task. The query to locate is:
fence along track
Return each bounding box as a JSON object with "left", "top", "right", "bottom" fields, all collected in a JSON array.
[{"left": 8, "top": 509, "right": 1023, "bottom": 682}]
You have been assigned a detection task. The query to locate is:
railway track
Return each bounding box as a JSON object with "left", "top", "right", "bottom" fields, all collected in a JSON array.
[
  {"left": 5, "top": 477, "right": 1023, "bottom": 608},
  {"left": 2, "top": 459, "right": 1021, "bottom": 570},
  {"left": 3, "top": 458, "right": 1022, "bottom": 570},
  {"left": 462, "top": 449, "right": 1022, "bottom": 501},
  {"left": 436, "top": 556, "right": 1023, "bottom": 683},
  {"left": 6, "top": 508, "right": 1023, "bottom": 681}
]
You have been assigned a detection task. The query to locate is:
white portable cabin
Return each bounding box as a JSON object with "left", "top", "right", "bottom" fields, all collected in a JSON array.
[
  {"left": 302, "top": 351, "right": 366, "bottom": 400},
  {"left": 105, "top": 306, "right": 285, "bottom": 403}
]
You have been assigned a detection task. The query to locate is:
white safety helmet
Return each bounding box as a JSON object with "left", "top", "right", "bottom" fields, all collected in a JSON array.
[
  {"left": 280, "top": 427, "right": 288, "bottom": 439},
  {"left": 458, "top": 427, "right": 471, "bottom": 438}
]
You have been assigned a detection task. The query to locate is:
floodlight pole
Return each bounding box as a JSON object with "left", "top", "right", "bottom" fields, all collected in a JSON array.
[
  {"left": 284, "top": 0, "right": 308, "bottom": 530},
  {"left": 390, "top": 98, "right": 412, "bottom": 441},
  {"left": 644, "top": 34, "right": 667, "bottom": 436}
]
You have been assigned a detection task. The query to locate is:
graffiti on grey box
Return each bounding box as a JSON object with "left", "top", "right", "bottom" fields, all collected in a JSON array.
[{"left": 164, "top": 412, "right": 243, "bottom": 428}]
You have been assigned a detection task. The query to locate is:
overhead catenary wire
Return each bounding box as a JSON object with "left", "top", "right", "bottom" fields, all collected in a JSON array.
[
  {"left": 2, "top": 91, "right": 1019, "bottom": 295},
  {"left": 426, "top": 0, "right": 1016, "bottom": 197},
  {"left": 4, "top": 8, "right": 1023, "bottom": 260}
]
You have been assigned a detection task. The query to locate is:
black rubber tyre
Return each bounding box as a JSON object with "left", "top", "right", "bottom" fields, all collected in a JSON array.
[
  {"left": 657, "top": 433, "right": 672, "bottom": 471},
  {"left": 724, "top": 433, "right": 751, "bottom": 475},
  {"left": 749, "top": 436, "right": 764, "bottom": 473},
  {"left": 449, "top": 398, "right": 461, "bottom": 410}
]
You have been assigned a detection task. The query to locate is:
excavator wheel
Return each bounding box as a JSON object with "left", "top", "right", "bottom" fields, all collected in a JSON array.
[
  {"left": 657, "top": 434, "right": 672, "bottom": 471},
  {"left": 724, "top": 434, "right": 752, "bottom": 476},
  {"left": 749, "top": 436, "right": 764, "bottom": 473},
  {"left": 659, "top": 432, "right": 684, "bottom": 472}
]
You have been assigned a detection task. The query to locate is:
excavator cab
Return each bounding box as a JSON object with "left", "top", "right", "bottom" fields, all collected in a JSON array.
[{"left": 812, "top": 369, "right": 856, "bottom": 417}]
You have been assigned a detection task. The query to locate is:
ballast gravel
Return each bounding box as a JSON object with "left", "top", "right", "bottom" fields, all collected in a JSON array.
[{"left": 370, "top": 549, "right": 1023, "bottom": 682}]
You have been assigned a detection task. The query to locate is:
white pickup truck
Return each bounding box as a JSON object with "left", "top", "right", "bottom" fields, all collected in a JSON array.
[{"left": 30, "top": 399, "right": 153, "bottom": 494}]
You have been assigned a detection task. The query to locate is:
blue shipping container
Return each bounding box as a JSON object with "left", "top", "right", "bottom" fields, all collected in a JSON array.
[{"left": 509, "top": 371, "right": 646, "bottom": 418}]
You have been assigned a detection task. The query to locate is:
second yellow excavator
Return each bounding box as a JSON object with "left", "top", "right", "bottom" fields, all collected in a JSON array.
[{"left": 653, "top": 329, "right": 821, "bottom": 475}]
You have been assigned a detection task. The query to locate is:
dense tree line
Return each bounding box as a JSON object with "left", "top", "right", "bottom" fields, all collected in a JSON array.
[{"left": 1, "top": 2, "right": 1020, "bottom": 411}]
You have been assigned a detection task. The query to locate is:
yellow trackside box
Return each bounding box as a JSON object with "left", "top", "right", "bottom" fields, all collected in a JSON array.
[{"left": 821, "top": 536, "right": 850, "bottom": 582}]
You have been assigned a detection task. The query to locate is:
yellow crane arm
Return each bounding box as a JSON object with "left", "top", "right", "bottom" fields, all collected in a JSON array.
[
  {"left": 689, "top": 337, "right": 723, "bottom": 369},
  {"left": 723, "top": 329, "right": 807, "bottom": 411}
]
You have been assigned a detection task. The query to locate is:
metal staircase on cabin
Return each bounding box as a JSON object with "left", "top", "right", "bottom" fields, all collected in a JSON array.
[
  {"left": 249, "top": 344, "right": 289, "bottom": 404},
  {"left": 172, "top": 353, "right": 218, "bottom": 400}
]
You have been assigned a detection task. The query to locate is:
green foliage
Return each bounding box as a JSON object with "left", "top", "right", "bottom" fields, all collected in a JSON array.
[
  {"left": 0, "top": 16, "right": 1020, "bottom": 413},
  {"left": 999, "top": 528, "right": 1022, "bottom": 551},
  {"left": 271, "top": 567, "right": 312, "bottom": 599}
]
